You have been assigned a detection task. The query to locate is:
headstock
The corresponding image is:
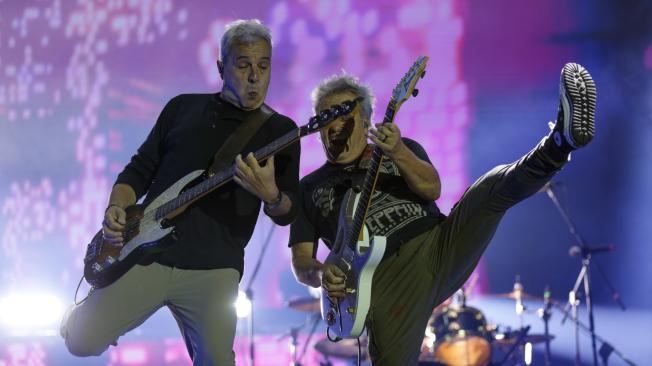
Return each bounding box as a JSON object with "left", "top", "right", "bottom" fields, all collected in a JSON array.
[
  {"left": 306, "top": 97, "right": 363, "bottom": 133},
  {"left": 390, "top": 55, "right": 429, "bottom": 110}
]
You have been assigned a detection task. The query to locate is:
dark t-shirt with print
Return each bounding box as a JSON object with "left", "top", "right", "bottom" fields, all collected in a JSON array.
[{"left": 289, "top": 138, "right": 446, "bottom": 258}]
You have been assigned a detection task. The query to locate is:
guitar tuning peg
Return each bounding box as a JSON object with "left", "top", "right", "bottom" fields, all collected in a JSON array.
[
  {"left": 421, "top": 70, "right": 426, "bottom": 78},
  {"left": 412, "top": 89, "right": 419, "bottom": 97}
]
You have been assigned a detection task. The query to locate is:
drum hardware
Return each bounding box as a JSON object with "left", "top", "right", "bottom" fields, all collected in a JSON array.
[
  {"left": 491, "top": 289, "right": 541, "bottom": 301},
  {"left": 240, "top": 222, "right": 277, "bottom": 366},
  {"left": 494, "top": 331, "right": 554, "bottom": 346},
  {"left": 277, "top": 312, "right": 322, "bottom": 366},
  {"left": 287, "top": 297, "right": 321, "bottom": 313},
  {"left": 512, "top": 275, "right": 525, "bottom": 328},
  {"left": 537, "top": 285, "right": 553, "bottom": 366},
  {"left": 314, "top": 337, "right": 368, "bottom": 361},
  {"left": 493, "top": 325, "right": 531, "bottom": 366},
  {"left": 551, "top": 301, "right": 637, "bottom": 366},
  {"left": 284, "top": 295, "right": 323, "bottom": 366}
]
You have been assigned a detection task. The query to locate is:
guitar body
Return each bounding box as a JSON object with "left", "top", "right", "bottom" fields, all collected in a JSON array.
[
  {"left": 83, "top": 169, "right": 204, "bottom": 289},
  {"left": 321, "top": 189, "right": 386, "bottom": 339}
]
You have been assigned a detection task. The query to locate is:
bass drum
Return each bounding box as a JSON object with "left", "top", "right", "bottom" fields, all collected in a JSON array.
[{"left": 430, "top": 306, "right": 492, "bottom": 366}]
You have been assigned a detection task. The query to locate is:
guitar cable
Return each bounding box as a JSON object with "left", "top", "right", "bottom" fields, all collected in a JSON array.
[
  {"left": 325, "top": 297, "right": 364, "bottom": 366},
  {"left": 326, "top": 298, "right": 342, "bottom": 342},
  {"left": 73, "top": 275, "right": 91, "bottom": 305},
  {"left": 357, "top": 337, "right": 362, "bottom": 366},
  {"left": 326, "top": 297, "right": 343, "bottom": 342}
]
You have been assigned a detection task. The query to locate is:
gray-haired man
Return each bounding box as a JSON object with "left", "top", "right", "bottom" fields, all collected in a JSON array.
[
  {"left": 289, "top": 64, "right": 596, "bottom": 365},
  {"left": 61, "top": 19, "right": 300, "bottom": 365}
]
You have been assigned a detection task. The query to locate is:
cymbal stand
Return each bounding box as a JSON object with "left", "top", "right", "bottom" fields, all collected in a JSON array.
[
  {"left": 538, "top": 286, "right": 553, "bottom": 366},
  {"left": 495, "top": 325, "right": 531, "bottom": 366},
  {"left": 289, "top": 326, "right": 301, "bottom": 366},
  {"left": 296, "top": 313, "right": 322, "bottom": 366},
  {"left": 513, "top": 275, "right": 525, "bottom": 329}
]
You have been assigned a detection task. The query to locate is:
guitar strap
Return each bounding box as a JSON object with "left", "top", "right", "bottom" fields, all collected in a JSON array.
[
  {"left": 356, "top": 144, "right": 376, "bottom": 170},
  {"left": 207, "top": 101, "right": 276, "bottom": 176}
]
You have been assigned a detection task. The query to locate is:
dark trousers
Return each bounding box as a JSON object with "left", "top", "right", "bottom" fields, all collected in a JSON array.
[{"left": 366, "top": 136, "right": 567, "bottom": 365}]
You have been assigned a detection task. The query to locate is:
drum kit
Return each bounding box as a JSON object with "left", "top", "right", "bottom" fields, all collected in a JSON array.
[
  {"left": 283, "top": 280, "right": 556, "bottom": 366},
  {"left": 419, "top": 282, "right": 556, "bottom": 366}
]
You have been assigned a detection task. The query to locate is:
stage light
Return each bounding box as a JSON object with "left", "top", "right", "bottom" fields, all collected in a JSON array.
[
  {"left": 234, "top": 290, "right": 252, "bottom": 319},
  {"left": 0, "top": 292, "right": 64, "bottom": 336}
]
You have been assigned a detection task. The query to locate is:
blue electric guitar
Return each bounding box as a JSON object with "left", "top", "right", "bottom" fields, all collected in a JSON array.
[{"left": 321, "top": 56, "right": 429, "bottom": 339}]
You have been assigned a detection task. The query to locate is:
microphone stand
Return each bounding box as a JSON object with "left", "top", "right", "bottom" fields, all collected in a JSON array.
[
  {"left": 544, "top": 182, "right": 599, "bottom": 365},
  {"left": 544, "top": 182, "right": 626, "bottom": 366},
  {"left": 243, "top": 222, "right": 277, "bottom": 366}
]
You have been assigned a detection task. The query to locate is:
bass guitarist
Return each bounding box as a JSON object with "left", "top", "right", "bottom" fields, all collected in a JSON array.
[
  {"left": 60, "top": 19, "right": 300, "bottom": 365},
  {"left": 289, "top": 64, "right": 596, "bottom": 365}
]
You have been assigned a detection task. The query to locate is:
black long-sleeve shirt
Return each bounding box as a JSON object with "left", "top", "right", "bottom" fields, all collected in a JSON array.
[{"left": 115, "top": 93, "right": 300, "bottom": 274}]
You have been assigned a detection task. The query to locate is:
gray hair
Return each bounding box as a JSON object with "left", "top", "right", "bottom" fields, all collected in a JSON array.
[
  {"left": 311, "top": 74, "right": 375, "bottom": 126},
  {"left": 220, "top": 19, "right": 272, "bottom": 62}
]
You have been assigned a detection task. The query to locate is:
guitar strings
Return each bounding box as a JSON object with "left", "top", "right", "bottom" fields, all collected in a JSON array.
[{"left": 97, "top": 101, "right": 361, "bottom": 253}]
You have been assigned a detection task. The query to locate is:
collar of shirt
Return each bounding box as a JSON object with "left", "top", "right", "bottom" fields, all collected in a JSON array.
[
  {"left": 211, "top": 92, "right": 260, "bottom": 123},
  {"left": 326, "top": 144, "right": 376, "bottom": 172}
]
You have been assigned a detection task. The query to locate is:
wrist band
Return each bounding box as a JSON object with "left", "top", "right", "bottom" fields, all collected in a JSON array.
[{"left": 264, "top": 191, "right": 283, "bottom": 210}]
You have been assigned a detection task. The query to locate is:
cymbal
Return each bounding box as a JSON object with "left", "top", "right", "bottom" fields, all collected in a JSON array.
[
  {"left": 489, "top": 290, "right": 541, "bottom": 301},
  {"left": 314, "top": 338, "right": 368, "bottom": 359},
  {"left": 286, "top": 297, "right": 320, "bottom": 313},
  {"left": 495, "top": 332, "right": 555, "bottom": 345}
]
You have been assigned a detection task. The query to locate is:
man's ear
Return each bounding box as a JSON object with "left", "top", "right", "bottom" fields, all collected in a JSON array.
[{"left": 217, "top": 60, "right": 224, "bottom": 79}]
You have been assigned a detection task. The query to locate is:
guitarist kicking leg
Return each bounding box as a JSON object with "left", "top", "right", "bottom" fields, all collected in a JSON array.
[
  {"left": 60, "top": 19, "right": 300, "bottom": 365},
  {"left": 289, "top": 63, "right": 596, "bottom": 365}
]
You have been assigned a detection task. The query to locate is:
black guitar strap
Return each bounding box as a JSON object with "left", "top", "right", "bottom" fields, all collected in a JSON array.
[{"left": 207, "top": 102, "right": 276, "bottom": 176}]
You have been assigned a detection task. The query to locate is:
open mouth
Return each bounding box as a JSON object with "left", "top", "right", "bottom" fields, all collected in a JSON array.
[
  {"left": 247, "top": 91, "right": 258, "bottom": 99},
  {"left": 329, "top": 134, "right": 348, "bottom": 146}
]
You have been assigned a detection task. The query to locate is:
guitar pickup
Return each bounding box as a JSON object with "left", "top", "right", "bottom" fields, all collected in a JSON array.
[{"left": 92, "top": 263, "right": 103, "bottom": 273}]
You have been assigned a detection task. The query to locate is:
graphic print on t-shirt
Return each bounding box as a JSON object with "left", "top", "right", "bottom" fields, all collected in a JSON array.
[{"left": 311, "top": 158, "right": 429, "bottom": 239}]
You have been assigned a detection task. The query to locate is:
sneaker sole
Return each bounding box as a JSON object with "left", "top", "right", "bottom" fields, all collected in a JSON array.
[{"left": 560, "top": 63, "right": 596, "bottom": 148}]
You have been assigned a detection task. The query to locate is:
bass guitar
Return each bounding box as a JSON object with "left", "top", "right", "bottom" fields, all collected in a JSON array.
[{"left": 84, "top": 98, "right": 362, "bottom": 289}]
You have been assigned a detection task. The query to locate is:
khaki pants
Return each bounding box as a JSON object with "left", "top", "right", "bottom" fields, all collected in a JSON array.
[
  {"left": 366, "top": 138, "right": 567, "bottom": 365},
  {"left": 60, "top": 263, "right": 239, "bottom": 366}
]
